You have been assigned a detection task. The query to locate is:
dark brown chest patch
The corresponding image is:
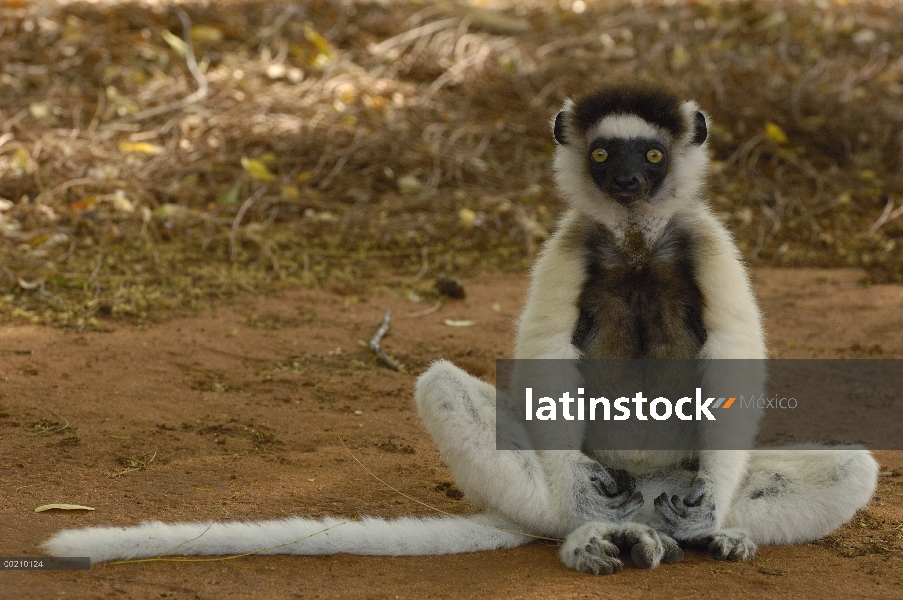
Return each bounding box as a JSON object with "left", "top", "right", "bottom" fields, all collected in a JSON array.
[{"left": 568, "top": 220, "right": 706, "bottom": 359}]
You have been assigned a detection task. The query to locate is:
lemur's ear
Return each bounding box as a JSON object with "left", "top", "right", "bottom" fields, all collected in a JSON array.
[
  {"left": 692, "top": 111, "right": 707, "bottom": 146},
  {"left": 553, "top": 111, "right": 568, "bottom": 145}
]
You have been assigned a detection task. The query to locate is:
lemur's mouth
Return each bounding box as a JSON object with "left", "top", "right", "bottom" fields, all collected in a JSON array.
[{"left": 613, "top": 191, "right": 642, "bottom": 206}]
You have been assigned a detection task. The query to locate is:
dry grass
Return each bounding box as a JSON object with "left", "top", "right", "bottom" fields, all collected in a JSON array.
[{"left": 1, "top": 0, "right": 902, "bottom": 328}]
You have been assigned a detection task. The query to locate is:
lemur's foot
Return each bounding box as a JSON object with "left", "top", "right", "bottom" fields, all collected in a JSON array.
[
  {"left": 560, "top": 524, "right": 622, "bottom": 575},
  {"left": 699, "top": 528, "right": 757, "bottom": 561},
  {"left": 560, "top": 522, "right": 684, "bottom": 575},
  {"left": 653, "top": 478, "right": 716, "bottom": 540}
]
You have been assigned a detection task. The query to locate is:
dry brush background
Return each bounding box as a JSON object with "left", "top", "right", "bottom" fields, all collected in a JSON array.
[{"left": 1, "top": 0, "right": 903, "bottom": 328}]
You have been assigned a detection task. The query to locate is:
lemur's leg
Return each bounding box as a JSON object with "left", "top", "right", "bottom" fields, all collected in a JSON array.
[
  {"left": 656, "top": 446, "right": 878, "bottom": 560},
  {"left": 727, "top": 447, "right": 878, "bottom": 544},
  {"left": 416, "top": 360, "right": 680, "bottom": 574},
  {"left": 416, "top": 360, "right": 645, "bottom": 534},
  {"left": 415, "top": 360, "right": 559, "bottom": 536}
]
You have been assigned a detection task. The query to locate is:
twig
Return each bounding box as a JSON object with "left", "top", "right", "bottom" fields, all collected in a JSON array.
[
  {"left": 403, "top": 300, "right": 443, "bottom": 318},
  {"left": 88, "top": 255, "right": 103, "bottom": 283},
  {"left": 368, "top": 309, "right": 404, "bottom": 371},
  {"left": 369, "top": 17, "right": 461, "bottom": 56},
  {"left": 1, "top": 108, "right": 28, "bottom": 134},
  {"left": 230, "top": 187, "right": 268, "bottom": 262},
  {"left": 33, "top": 177, "right": 129, "bottom": 205},
  {"left": 425, "top": 43, "right": 497, "bottom": 100},
  {"left": 30, "top": 408, "right": 70, "bottom": 436},
  {"left": 107, "top": 451, "right": 156, "bottom": 479},
  {"left": 412, "top": 247, "right": 429, "bottom": 280},
  {"left": 131, "top": 9, "right": 209, "bottom": 121},
  {"left": 317, "top": 129, "right": 365, "bottom": 190},
  {"left": 257, "top": 5, "right": 300, "bottom": 54},
  {"left": 15, "top": 483, "right": 44, "bottom": 492},
  {"left": 86, "top": 89, "right": 104, "bottom": 135},
  {"left": 867, "top": 197, "right": 903, "bottom": 236}
]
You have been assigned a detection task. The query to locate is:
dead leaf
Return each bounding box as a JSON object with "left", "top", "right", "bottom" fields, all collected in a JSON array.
[
  {"left": 303, "top": 25, "right": 334, "bottom": 60},
  {"left": 119, "top": 141, "right": 164, "bottom": 155},
  {"left": 218, "top": 183, "right": 240, "bottom": 206},
  {"left": 161, "top": 30, "right": 187, "bottom": 56},
  {"left": 671, "top": 44, "right": 690, "bottom": 70},
  {"left": 191, "top": 25, "right": 224, "bottom": 43},
  {"left": 35, "top": 504, "right": 95, "bottom": 513},
  {"left": 241, "top": 157, "right": 278, "bottom": 182},
  {"left": 764, "top": 122, "right": 789, "bottom": 145},
  {"left": 281, "top": 185, "right": 300, "bottom": 200},
  {"left": 398, "top": 173, "right": 423, "bottom": 195},
  {"left": 459, "top": 207, "right": 476, "bottom": 228},
  {"left": 443, "top": 319, "right": 476, "bottom": 327}
]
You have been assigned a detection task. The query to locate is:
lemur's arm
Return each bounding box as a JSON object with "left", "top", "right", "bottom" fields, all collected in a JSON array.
[
  {"left": 655, "top": 206, "right": 766, "bottom": 540},
  {"left": 515, "top": 210, "right": 586, "bottom": 363},
  {"left": 515, "top": 211, "right": 643, "bottom": 530}
]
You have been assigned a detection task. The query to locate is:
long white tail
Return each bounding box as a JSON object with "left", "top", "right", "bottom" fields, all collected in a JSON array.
[{"left": 44, "top": 514, "right": 530, "bottom": 563}]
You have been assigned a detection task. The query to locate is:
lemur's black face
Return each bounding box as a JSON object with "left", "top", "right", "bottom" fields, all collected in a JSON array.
[
  {"left": 553, "top": 98, "right": 707, "bottom": 208},
  {"left": 586, "top": 137, "right": 669, "bottom": 206}
]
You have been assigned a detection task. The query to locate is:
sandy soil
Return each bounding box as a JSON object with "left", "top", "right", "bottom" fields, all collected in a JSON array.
[{"left": 1, "top": 268, "right": 901, "bottom": 599}]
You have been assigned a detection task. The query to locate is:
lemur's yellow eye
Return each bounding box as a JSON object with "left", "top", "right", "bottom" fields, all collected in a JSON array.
[
  {"left": 591, "top": 148, "right": 608, "bottom": 163},
  {"left": 646, "top": 149, "right": 664, "bottom": 164}
]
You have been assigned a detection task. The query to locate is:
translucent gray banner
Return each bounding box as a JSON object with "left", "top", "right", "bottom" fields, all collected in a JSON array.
[{"left": 495, "top": 359, "right": 903, "bottom": 450}]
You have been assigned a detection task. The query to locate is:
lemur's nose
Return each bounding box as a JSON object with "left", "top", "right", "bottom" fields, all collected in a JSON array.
[{"left": 611, "top": 175, "right": 640, "bottom": 192}]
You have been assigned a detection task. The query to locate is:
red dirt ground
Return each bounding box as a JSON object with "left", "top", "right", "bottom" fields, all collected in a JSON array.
[{"left": 1, "top": 267, "right": 901, "bottom": 599}]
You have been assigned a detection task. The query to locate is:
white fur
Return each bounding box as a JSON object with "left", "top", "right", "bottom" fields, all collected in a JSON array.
[
  {"left": 726, "top": 446, "right": 878, "bottom": 544},
  {"left": 44, "top": 92, "right": 877, "bottom": 572},
  {"left": 514, "top": 210, "right": 586, "bottom": 361},
  {"left": 44, "top": 514, "right": 528, "bottom": 563},
  {"left": 588, "top": 114, "right": 670, "bottom": 145}
]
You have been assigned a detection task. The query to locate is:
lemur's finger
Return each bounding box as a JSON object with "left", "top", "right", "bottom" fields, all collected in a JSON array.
[
  {"left": 589, "top": 466, "right": 619, "bottom": 496},
  {"left": 617, "top": 490, "right": 644, "bottom": 512},
  {"left": 653, "top": 492, "right": 686, "bottom": 524},
  {"left": 684, "top": 481, "right": 707, "bottom": 506},
  {"left": 661, "top": 535, "right": 684, "bottom": 564}
]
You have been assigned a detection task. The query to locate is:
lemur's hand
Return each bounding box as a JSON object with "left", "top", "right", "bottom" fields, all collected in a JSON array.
[
  {"left": 574, "top": 462, "right": 644, "bottom": 523},
  {"left": 653, "top": 478, "right": 716, "bottom": 541}
]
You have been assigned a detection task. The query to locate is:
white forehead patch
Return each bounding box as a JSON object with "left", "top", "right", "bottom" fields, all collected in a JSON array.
[{"left": 587, "top": 114, "right": 671, "bottom": 144}]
